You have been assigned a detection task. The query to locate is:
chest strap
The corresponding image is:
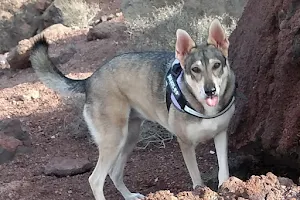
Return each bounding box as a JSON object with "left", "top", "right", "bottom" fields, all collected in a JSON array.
[{"left": 165, "top": 60, "right": 236, "bottom": 119}]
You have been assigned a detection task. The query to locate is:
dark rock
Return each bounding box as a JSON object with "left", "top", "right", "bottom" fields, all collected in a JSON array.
[
  {"left": 0, "top": 119, "right": 29, "bottom": 142},
  {"left": 0, "top": 0, "right": 45, "bottom": 54},
  {"left": 107, "top": 14, "right": 115, "bottom": 21},
  {"left": 0, "top": 119, "right": 32, "bottom": 163},
  {"left": 41, "top": 1, "right": 64, "bottom": 29},
  {"left": 8, "top": 24, "right": 72, "bottom": 69},
  {"left": 278, "top": 177, "right": 295, "bottom": 187},
  {"left": 0, "top": 134, "right": 22, "bottom": 164},
  {"left": 228, "top": 0, "right": 300, "bottom": 170},
  {"left": 121, "top": 0, "right": 248, "bottom": 23},
  {"left": 87, "top": 21, "right": 127, "bottom": 41},
  {"left": 44, "top": 157, "right": 93, "bottom": 177}
]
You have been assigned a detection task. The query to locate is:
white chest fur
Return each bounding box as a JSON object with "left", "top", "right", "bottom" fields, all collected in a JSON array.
[{"left": 184, "top": 105, "right": 235, "bottom": 145}]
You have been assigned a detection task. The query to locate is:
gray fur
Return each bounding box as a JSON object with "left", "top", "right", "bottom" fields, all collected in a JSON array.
[{"left": 30, "top": 24, "right": 236, "bottom": 200}]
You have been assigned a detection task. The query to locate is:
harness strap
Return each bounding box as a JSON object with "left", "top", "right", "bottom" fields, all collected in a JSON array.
[{"left": 165, "top": 59, "right": 237, "bottom": 119}]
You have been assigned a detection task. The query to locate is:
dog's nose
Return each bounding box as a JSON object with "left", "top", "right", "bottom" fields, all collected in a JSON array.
[{"left": 204, "top": 87, "right": 216, "bottom": 96}]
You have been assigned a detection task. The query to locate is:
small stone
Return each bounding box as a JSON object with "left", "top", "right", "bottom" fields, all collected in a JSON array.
[
  {"left": 30, "top": 90, "right": 40, "bottom": 99},
  {"left": 116, "top": 12, "right": 122, "bottom": 17},
  {"left": 87, "top": 21, "right": 127, "bottom": 41},
  {"left": 0, "top": 53, "right": 9, "bottom": 69},
  {"left": 35, "top": 0, "right": 51, "bottom": 12},
  {"left": 100, "top": 15, "right": 108, "bottom": 22},
  {"left": 0, "top": 134, "right": 23, "bottom": 164},
  {"left": 107, "top": 14, "right": 115, "bottom": 21},
  {"left": 209, "top": 150, "right": 215, "bottom": 154},
  {"left": 44, "top": 157, "right": 93, "bottom": 177},
  {"left": 0, "top": 134, "right": 22, "bottom": 151},
  {"left": 278, "top": 177, "right": 295, "bottom": 187}
]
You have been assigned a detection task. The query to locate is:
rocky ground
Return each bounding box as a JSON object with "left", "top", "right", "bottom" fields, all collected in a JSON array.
[{"left": 1, "top": 0, "right": 300, "bottom": 200}]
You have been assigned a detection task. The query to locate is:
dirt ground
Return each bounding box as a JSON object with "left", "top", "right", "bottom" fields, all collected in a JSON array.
[{"left": 0, "top": 1, "right": 223, "bottom": 200}]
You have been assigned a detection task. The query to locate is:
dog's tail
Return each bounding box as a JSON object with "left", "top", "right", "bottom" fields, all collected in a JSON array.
[{"left": 30, "top": 36, "right": 86, "bottom": 95}]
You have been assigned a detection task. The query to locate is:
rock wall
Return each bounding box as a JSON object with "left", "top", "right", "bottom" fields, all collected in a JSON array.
[{"left": 229, "top": 0, "right": 300, "bottom": 168}]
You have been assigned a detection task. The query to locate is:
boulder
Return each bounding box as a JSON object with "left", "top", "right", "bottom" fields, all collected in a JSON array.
[
  {"left": 228, "top": 0, "right": 300, "bottom": 169},
  {"left": 0, "top": 0, "right": 52, "bottom": 54},
  {"left": 7, "top": 24, "right": 72, "bottom": 69}
]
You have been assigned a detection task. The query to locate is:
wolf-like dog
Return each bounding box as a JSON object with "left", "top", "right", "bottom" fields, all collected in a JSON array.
[{"left": 30, "top": 19, "right": 236, "bottom": 200}]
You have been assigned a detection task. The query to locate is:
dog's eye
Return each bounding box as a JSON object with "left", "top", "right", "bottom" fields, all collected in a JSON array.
[
  {"left": 192, "top": 67, "right": 201, "bottom": 73},
  {"left": 213, "top": 63, "right": 221, "bottom": 69}
]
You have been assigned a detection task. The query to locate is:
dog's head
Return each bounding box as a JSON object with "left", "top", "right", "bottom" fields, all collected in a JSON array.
[{"left": 175, "top": 19, "right": 230, "bottom": 107}]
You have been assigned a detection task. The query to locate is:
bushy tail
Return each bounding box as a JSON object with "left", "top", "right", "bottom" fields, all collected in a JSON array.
[{"left": 30, "top": 36, "right": 86, "bottom": 95}]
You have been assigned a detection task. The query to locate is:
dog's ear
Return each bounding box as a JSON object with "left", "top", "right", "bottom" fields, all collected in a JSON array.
[
  {"left": 175, "top": 29, "right": 196, "bottom": 67},
  {"left": 207, "top": 19, "right": 229, "bottom": 57}
]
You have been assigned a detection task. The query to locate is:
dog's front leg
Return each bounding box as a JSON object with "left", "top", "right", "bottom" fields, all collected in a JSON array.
[
  {"left": 178, "top": 139, "right": 204, "bottom": 189},
  {"left": 214, "top": 130, "right": 229, "bottom": 187}
]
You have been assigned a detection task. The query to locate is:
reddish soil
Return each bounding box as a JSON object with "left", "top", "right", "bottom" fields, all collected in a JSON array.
[
  {"left": 0, "top": 1, "right": 220, "bottom": 199},
  {"left": 3, "top": 0, "right": 300, "bottom": 199}
]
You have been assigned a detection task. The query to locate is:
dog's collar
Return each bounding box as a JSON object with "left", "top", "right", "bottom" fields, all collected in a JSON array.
[{"left": 165, "top": 59, "right": 236, "bottom": 119}]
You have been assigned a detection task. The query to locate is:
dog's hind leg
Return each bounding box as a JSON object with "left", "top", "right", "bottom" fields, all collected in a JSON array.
[
  {"left": 83, "top": 103, "right": 130, "bottom": 200},
  {"left": 109, "top": 118, "right": 144, "bottom": 200}
]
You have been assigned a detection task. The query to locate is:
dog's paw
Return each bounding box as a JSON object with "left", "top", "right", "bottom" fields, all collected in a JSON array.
[
  {"left": 193, "top": 182, "right": 205, "bottom": 190},
  {"left": 125, "top": 193, "right": 145, "bottom": 200}
]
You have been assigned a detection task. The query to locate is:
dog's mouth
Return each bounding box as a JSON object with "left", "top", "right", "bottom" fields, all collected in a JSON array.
[{"left": 205, "top": 96, "right": 219, "bottom": 107}]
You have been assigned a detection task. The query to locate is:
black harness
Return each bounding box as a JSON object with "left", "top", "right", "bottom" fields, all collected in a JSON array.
[{"left": 165, "top": 61, "right": 236, "bottom": 119}]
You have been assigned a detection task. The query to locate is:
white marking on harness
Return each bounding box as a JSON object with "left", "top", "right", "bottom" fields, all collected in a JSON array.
[{"left": 167, "top": 74, "right": 180, "bottom": 96}]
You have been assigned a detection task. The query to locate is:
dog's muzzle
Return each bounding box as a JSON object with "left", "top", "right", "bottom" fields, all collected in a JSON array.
[{"left": 204, "top": 87, "right": 216, "bottom": 97}]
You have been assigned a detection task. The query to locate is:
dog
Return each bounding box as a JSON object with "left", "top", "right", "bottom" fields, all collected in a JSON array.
[{"left": 30, "top": 19, "right": 236, "bottom": 200}]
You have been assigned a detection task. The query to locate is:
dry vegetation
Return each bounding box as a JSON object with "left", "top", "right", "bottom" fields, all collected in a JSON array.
[
  {"left": 125, "top": 2, "right": 238, "bottom": 51},
  {"left": 55, "top": 0, "right": 100, "bottom": 28}
]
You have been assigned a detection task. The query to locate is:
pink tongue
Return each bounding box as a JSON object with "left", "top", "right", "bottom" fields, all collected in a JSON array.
[{"left": 206, "top": 96, "right": 219, "bottom": 107}]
